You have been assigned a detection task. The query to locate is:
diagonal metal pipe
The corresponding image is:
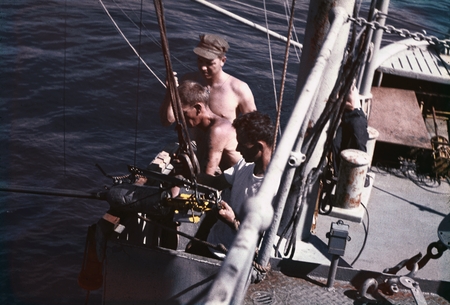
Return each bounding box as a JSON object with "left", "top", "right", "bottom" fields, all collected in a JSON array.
[
  {"left": 257, "top": 3, "right": 351, "bottom": 273},
  {"left": 204, "top": 6, "right": 350, "bottom": 305}
]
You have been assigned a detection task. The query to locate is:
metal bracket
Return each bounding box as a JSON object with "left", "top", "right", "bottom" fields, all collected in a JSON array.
[{"left": 288, "top": 151, "right": 306, "bottom": 167}]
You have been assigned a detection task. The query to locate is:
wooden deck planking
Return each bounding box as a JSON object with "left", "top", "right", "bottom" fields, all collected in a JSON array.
[
  {"left": 414, "top": 48, "right": 431, "bottom": 74},
  {"left": 406, "top": 51, "right": 420, "bottom": 72},
  {"left": 377, "top": 39, "right": 450, "bottom": 85},
  {"left": 422, "top": 47, "right": 445, "bottom": 76}
]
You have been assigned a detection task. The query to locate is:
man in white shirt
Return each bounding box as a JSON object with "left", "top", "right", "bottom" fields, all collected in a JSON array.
[{"left": 185, "top": 111, "right": 275, "bottom": 258}]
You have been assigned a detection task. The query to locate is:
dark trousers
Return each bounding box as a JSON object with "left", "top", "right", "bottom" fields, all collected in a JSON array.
[{"left": 332, "top": 108, "right": 369, "bottom": 174}]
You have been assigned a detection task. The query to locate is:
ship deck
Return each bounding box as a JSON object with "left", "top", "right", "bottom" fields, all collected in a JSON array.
[
  {"left": 244, "top": 262, "right": 450, "bottom": 305},
  {"left": 266, "top": 165, "right": 450, "bottom": 305},
  {"left": 375, "top": 38, "right": 450, "bottom": 85}
]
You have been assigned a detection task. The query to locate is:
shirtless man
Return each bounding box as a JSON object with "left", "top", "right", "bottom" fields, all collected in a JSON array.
[
  {"left": 178, "top": 80, "right": 242, "bottom": 175},
  {"left": 160, "top": 33, "right": 256, "bottom": 126}
]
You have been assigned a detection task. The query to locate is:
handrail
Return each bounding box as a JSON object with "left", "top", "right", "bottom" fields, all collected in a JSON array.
[
  {"left": 204, "top": 7, "right": 349, "bottom": 305},
  {"left": 257, "top": 6, "right": 350, "bottom": 269},
  {"left": 193, "top": 0, "right": 303, "bottom": 49}
]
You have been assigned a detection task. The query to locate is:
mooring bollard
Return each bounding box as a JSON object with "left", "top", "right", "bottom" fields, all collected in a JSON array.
[{"left": 335, "top": 149, "right": 370, "bottom": 209}]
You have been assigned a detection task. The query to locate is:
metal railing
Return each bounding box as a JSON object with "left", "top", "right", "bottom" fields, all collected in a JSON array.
[{"left": 204, "top": 6, "right": 351, "bottom": 305}]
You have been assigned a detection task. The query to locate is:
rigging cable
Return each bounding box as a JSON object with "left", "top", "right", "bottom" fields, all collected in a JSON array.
[
  {"left": 272, "top": 0, "right": 297, "bottom": 152},
  {"left": 133, "top": 0, "right": 144, "bottom": 166},
  {"left": 111, "top": 0, "right": 193, "bottom": 72},
  {"left": 153, "top": 0, "right": 199, "bottom": 177},
  {"left": 63, "top": 0, "right": 67, "bottom": 176},
  {"left": 98, "top": 0, "right": 166, "bottom": 88},
  {"left": 283, "top": 0, "right": 301, "bottom": 62},
  {"left": 262, "top": 0, "right": 279, "bottom": 135}
]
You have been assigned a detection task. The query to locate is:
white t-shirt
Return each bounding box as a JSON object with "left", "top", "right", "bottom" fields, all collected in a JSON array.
[{"left": 207, "top": 158, "right": 264, "bottom": 258}]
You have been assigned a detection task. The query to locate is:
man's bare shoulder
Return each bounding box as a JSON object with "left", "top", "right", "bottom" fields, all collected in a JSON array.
[
  {"left": 210, "top": 117, "right": 235, "bottom": 138},
  {"left": 228, "top": 75, "right": 256, "bottom": 112},
  {"left": 228, "top": 75, "right": 250, "bottom": 91}
]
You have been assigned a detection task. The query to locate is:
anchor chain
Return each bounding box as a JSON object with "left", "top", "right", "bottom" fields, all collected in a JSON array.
[{"left": 348, "top": 16, "right": 450, "bottom": 49}]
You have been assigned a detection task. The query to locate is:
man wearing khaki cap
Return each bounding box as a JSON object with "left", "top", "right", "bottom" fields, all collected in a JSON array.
[{"left": 160, "top": 34, "right": 256, "bottom": 126}]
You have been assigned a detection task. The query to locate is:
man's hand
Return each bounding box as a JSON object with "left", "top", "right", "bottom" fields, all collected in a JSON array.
[
  {"left": 166, "top": 71, "right": 179, "bottom": 87},
  {"left": 217, "top": 201, "right": 239, "bottom": 230},
  {"left": 218, "top": 201, "right": 235, "bottom": 223},
  {"left": 345, "top": 83, "right": 362, "bottom": 111}
]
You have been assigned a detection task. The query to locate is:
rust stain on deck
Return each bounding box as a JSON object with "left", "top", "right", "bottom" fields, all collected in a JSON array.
[{"left": 369, "top": 87, "right": 431, "bottom": 149}]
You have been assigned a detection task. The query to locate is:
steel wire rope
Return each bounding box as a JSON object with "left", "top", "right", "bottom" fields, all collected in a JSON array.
[
  {"left": 153, "top": 0, "right": 199, "bottom": 177},
  {"left": 133, "top": 0, "right": 144, "bottom": 166},
  {"left": 63, "top": 0, "right": 67, "bottom": 176},
  {"left": 275, "top": 63, "right": 353, "bottom": 256},
  {"left": 272, "top": 0, "right": 297, "bottom": 152},
  {"left": 229, "top": 0, "right": 307, "bottom": 27},
  {"left": 111, "top": 0, "right": 193, "bottom": 73},
  {"left": 262, "top": 0, "right": 279, "bottom": 134},
  {"left": 99, "top": 0, "right": 166, "bottom": 88},
  {"left": 297, "top": 3, "right": 374, "bottom": 171},
  {"left": 282, "top": 0, "right": 301, "bottom": 62}
]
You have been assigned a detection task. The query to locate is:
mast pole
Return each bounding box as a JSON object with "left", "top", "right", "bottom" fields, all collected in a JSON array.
[
  {"left": 359, "top": 0, "right": 390, "bottom": 96},
  {"left": 289, "top": 0, "right": 355, "bottom": 241}
]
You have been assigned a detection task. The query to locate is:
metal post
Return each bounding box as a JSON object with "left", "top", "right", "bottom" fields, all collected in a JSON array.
[
  {"left": 256, "top": 5, "right": 352, "bottom": 270},
  {"left": 327, "top": 254, "right": 340, "bottom": 288},
  {"left": 359, "top": 0, "right": 390, "bottom": 96},
  {"left": 326, "top": 220, "right": 350, "bottom": 288}
]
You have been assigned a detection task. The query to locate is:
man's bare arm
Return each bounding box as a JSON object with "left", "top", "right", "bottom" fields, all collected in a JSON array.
[
  {"left": 236, "top": 81, "right": 256, "bottom": 116},
  {"left": 160, "top": 72, "right": 182, "bottom": 126},
  {"left": 204, "top": 126, "right": 228, "bottom": 175},
  {"left": 160, "top": 91, "right": 176, "bottom": 126}
]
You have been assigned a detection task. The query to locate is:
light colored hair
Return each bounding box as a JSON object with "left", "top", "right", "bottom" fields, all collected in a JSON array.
[{"left": 178, "top": 80, "right": 209, "bottom": 107}]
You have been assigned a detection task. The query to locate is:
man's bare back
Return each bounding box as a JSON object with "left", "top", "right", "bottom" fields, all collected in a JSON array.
[
  {"left": 204, "top": 116, "right": 241, "bottom": 175},
  {"left": 177, "top": 80, "right": 242, "bottom": 175}
]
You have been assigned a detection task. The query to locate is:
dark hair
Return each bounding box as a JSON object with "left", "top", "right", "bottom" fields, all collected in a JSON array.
[
  {"left": 232, "top": 111, "right": 275, "bottom": 147},
  {"left": 178, "top": 80, "right": 209, "bottom": 107}
]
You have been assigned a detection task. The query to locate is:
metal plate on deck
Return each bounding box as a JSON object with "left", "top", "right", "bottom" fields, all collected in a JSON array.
[
  {"left": 103, "top": 240, "right": 221, "bottom": 304},
  {"left": 369, "top": 87, "right": 431, "bottom": 149}
]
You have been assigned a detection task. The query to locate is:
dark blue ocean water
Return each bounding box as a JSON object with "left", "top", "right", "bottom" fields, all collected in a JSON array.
[{"left": 0, "top": 0, "right": 448, "bottom": 304}]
